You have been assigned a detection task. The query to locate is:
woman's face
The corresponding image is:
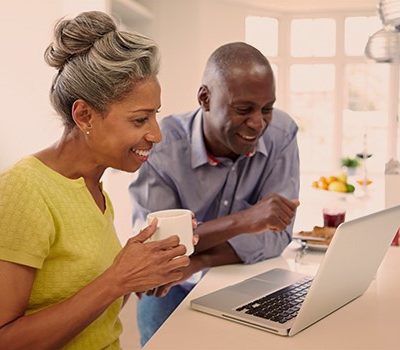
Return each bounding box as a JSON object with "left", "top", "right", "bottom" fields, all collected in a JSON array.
[{"left": 87, "top": 76, "right": 162, "bottom": 173}]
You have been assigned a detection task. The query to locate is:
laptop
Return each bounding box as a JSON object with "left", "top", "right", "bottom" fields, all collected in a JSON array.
[{"left": 191, "top": 205, "right": 400, "bottom": 336}]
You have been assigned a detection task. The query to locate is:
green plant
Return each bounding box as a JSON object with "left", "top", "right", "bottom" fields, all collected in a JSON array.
[{"left": 341, "top": 157, "right": 360, "bottom": 168}]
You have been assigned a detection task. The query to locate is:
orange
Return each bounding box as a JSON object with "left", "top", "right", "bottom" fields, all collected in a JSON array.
[
  {"left": 319, "top": 176, "right": 328, "bottom": 184},
  {"left": 318, "top": 180, "right": 329, "bottom": 190},
  {"left": 311, "top": 181, "right": 319, "bottom": 188},
  {"left": 326, "top": 176, "right": 337, "bottom": 185}
]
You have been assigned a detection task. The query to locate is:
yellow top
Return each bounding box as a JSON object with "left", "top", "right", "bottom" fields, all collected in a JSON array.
[{"left": 0, "top": 156, "right": 123, "bottom": 349}]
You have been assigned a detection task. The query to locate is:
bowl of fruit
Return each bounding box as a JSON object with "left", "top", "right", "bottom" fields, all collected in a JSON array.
[{"left": 311, "top": 172, "right": 355, "bottom": 194}]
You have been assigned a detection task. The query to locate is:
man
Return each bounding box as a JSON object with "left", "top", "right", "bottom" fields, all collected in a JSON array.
[{"left": 129, "top": 42, "right": 300, "bottom": 346}]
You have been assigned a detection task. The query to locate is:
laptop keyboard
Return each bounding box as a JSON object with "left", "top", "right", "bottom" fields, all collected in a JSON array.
[{"left": 235, "top": 276, "right": 313, "bottom": 324}]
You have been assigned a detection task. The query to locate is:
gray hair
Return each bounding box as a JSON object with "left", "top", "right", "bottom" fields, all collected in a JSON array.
[{"left": 44, "top": 11, "right": 160, "bottom": 128}]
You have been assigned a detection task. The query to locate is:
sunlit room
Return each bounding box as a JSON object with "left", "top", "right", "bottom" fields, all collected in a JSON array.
[{"left": 1, "top": 0, "right": 399, "bottom": 349}]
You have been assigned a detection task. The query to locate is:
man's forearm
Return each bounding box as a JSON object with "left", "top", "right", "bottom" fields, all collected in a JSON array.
[
  {"left": 194, "top": 194, "right": 298, "bottom": 255},
  {"left": 194, "top": 242, "right": 242, "bottom": 269},
  {"left": 194, "top": 211, "right": 250, "bottom": 253}
]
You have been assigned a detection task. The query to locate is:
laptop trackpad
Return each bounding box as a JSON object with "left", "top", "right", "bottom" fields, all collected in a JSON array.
[{"left": 226, "top": 279, "right": 278, "bottom": 299}]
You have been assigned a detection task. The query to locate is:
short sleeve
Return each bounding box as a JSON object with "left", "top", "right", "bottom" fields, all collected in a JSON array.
[{"left": 0, "top": 170, "right": 55, "bottom": 268}]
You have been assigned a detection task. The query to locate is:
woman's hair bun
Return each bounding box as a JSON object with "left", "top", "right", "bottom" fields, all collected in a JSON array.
[
  {"left": 44, "top": 11, "right": 117, "bottom": 70},
  {"left": 46, "top": 10, "right": 159, "bottom": 128}
]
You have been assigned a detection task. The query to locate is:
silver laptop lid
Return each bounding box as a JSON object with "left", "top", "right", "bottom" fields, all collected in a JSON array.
[{"left": 290, "top": 204, "right": 400, "bottom": 335}]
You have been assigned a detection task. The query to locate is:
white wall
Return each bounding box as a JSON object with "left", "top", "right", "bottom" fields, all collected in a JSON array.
[
  {"left": 0, "top": 0, "right": 110, "bottom": 172},
  {"left": 139, "top": 0, "right": 248, "bottom": 116},
  {"left": 0, "top": 1, "right": 61, "bottom": 171}
]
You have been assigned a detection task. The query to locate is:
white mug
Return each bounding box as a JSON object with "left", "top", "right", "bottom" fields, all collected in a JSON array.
[{"left": 147, "top": 209, "right": 194, "bottom": 256}]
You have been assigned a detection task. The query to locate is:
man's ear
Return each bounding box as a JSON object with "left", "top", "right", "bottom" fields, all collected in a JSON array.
[
  {"left": 71, "top": 99, "right": 95, "bottom": 134},
  {"left": 197, "top": 85, "right": 210, "bottom": 111}
]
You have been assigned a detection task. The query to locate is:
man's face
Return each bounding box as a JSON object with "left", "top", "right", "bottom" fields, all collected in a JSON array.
[{"left": 203, "top": 64, "right": 276, "bottom": 158}]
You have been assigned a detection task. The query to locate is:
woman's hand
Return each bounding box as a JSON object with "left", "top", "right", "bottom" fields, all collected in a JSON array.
[
  {"left": 135, "top": 213, "right": 199, "bottom": 300},
  {"left": 107, "top": 219, "right": 190, "bottom": 297},
  {"left": 143, "top": 254, "right": 205, "bottom": 298}
]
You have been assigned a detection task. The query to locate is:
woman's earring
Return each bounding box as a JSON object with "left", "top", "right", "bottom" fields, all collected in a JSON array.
[{"left": 85, "top": 124, "right": 91, "bottom": 135}]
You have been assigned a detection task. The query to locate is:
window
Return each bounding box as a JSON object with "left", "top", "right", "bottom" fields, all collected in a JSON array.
[
  {"left": 345, "top": 16, "right": 382, "bottom": 56},
  {"left": 246, "top": 14, "right": 389, "bottom": 174},
  {"left": 290, "top": 64, "right": 335, "bottom": 172},
  {"left": 343, "top": 64, "right": 390, "bottom": 172},
  {"left": 245, "top": 16, "right": 278, "bottom": 57},
  {"left": 291, "top": 18, "right": 336, "bottom": 57}
]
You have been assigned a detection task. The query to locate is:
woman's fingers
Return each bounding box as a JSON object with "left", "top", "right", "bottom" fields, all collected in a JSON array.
[
  {"left": 160, "top": 244, "right": 187, "bottom": 260},
  {"left": 131, "top": 218, "right": 158, "bottom": 243},
  {"left": 147, "top": 234, "right": 180, "bottom": 250},
  {"left": 167, "top": 255, "right": 190, "bottom": 271},
  {"left": 132, "top": 233, "right": 188, "bottom": 263}
]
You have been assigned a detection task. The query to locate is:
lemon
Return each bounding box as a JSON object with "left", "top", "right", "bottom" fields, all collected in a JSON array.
[
  {"left": 356, "top": 179, "right": 373, "bottom": 186},
  {"left": 336, "top": 172, "right": 347, "bottom": 184},
  {"left": 328, "top": 181, "right": 347, "bottom": 192}
]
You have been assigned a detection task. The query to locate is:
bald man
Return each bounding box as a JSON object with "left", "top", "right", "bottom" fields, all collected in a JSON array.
[{"left": 129, "top": 42, "right": 300, "bottom": 346}]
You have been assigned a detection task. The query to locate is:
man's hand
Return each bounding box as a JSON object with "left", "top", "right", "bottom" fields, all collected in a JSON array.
[{"left": 247, "top": 193, "right": 300, "bottom": 233}]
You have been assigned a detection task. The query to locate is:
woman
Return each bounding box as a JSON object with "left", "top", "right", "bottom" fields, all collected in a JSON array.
[{"left": 0, "top": 11, "right": 189, "bottom": 349}]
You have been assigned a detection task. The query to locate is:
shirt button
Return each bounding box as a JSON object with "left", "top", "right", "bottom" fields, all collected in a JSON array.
[
  {"left": 231, "top": 166, "right": 235, "bottom": 171},
  {"left": 223, "top": 200, "right": 229, "bottom": 206}
]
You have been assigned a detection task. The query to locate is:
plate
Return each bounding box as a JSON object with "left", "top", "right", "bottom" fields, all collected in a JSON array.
[
  {"left": 303, "top": 241, "right": 329, "bottom": 251},
  {"left": 293, "top": 237, "right": 329, "bottom": 251},
  {"left": 292, "top": 233, "right": 326, "bottom": 242},
  {"left": 293, "top": 236, "right": 330, "bottom": 251},
  {"left": 293, "top": 227, "right": 335, "bottom": 252}
]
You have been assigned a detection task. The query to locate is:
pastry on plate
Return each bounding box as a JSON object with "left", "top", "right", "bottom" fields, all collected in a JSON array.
[{"left": 297, "top": 226, "right": 336, "bottom": 245}]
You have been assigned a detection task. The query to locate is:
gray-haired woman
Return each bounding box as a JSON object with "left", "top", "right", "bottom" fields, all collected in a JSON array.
[{"left": 0, "top": 11, "right": 189, "bottom": 349}]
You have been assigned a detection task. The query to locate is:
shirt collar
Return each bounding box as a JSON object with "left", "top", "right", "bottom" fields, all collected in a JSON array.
[
  {"left": 207, "top": 152, "right": 221, "bottom": 166},
  {"left": 191, "top": 109, "right": 269, "bottom": 168},
  {"left": 191, "top": 109, "right": 210, "bottom": 168}
]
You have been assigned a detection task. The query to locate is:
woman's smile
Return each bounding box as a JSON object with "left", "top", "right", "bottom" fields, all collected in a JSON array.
[{"left": 131, "top": 148, "right": 152, "bottom": 162}]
